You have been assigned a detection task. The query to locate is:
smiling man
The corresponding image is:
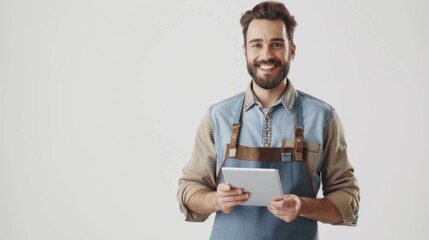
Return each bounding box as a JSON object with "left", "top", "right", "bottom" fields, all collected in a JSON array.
[{"left": 177, "top": 2, "right": 360, "bottom": 239}]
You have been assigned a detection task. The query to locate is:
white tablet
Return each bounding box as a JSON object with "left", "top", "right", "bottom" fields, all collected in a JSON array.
[{"left": 221, "top": 167, "right": 284, "bottom": 206}]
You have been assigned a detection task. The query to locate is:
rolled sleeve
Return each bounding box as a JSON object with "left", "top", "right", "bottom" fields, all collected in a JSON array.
[
  {"left": 321, "top": 111, "right": 360, "bottom": 226},
  {"left": 177, "top": 112, "right": 217, "bottom": 222}
]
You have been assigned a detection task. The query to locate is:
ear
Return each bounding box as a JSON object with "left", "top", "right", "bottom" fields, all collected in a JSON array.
[
  {"left": 290, "top": 44, "right": 296, "bottom": 60},
  {"left": 242, "top": 44, "right": 246, "bottom": 57}
]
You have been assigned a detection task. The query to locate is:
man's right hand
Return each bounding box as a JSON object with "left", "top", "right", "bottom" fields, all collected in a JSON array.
[{"left": 216, "top": 183, "right": 250, "bottom": 213}]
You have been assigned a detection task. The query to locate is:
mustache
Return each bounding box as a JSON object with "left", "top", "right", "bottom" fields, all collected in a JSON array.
[{"left": 253, "top": 58, "right": 282, "bottom": 66}]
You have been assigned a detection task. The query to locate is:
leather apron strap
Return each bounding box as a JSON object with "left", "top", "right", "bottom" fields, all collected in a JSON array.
[{"left": 294, "top": 94, "right": 304, "bottom": 161}]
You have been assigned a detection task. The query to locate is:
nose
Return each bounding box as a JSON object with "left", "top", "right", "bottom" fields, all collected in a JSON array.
[{"left": 262, "top": 46, "right": 273, "bottom": 60}]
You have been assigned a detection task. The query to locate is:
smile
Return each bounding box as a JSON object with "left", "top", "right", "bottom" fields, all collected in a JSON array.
[{"left": 258, "top": 64, "right": 276, "bottom": 70}]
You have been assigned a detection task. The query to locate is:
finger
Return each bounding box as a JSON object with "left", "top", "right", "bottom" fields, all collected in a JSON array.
[
  {"left": 219, "top": 195, "right": 248, "bottom": 209},
  {"left": 269, "top": 199, "right": 288, "bottom": 208},
  {"left": 282, "top": 194, "right": 293, "bottom": 199},
  {"left": 268, "top": 202, "right": 286, "bottom": 211},
  {"left": 268, "top": 204, "right": 294, "bottom": 215},
  {"left": 221, "top": 193, "right": 250, "bottom": 203},
  {"left": 218, "top": 187, "right": 245, "bottom": 196},
  {"left": 268, "top": 205, "right": 286, "bottom": 216},
  {"left": 219, "top": 194, "right": 249, "bottom": 213},
  {"left": 222, "top": 198, "right": 249, "bottom": 209},
  {"left": 234, "top": 193, "right": 250, "bottom": 201},
  {"left": 218, "top": 183, "right": 231, "bottom": 191}
]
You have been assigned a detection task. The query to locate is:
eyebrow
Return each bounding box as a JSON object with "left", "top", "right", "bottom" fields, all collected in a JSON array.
[{"left": 248, "top": 38, "right": 285, "bottom": 44}]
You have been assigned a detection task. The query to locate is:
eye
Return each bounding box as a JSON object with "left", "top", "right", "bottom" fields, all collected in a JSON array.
[
  {"left": 272, "top": 42, "right": 284, "bottom": 48},
  {"left": 251, "top": 43, "right": 262, "bottom": 48}
]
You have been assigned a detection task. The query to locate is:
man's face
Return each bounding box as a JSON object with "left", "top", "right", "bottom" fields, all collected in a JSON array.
[{"left": 244, "top": 19, "right": 295, "bottom": 90}]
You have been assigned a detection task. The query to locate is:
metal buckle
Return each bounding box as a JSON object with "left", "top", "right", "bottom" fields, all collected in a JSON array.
[{"left": 229, "top": 148, "right": 237, "bottom": 157}]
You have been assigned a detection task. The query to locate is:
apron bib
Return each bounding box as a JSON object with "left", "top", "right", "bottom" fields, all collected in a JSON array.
[{"left": 210, "top": 93, "right": 319, "bottom": 240}]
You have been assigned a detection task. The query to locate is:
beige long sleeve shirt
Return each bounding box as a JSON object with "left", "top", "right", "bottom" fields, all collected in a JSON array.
[{"left": 177, "top": 82, "right": 360, "bottom": 226}]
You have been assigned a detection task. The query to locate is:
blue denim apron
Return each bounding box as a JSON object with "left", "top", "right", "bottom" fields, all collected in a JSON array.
[{"left": 210, "top": 93, "right": 318, "bottom": 240}]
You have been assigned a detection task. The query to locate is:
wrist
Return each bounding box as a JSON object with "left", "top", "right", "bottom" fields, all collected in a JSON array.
[
  {"left": 189, "top": 189, "right": 220, "bottom": 214},
  {"left": 211, "top": 191, "right": 221, "bottom": 212},
  {"left": 298, "top": 197, "right": 307, "bottom": 217}
]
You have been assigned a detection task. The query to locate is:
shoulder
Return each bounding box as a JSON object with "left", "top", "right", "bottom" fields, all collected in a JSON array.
[
  {"left": 208, "top": 92, "right": 245, "bottom": 117},
  {"left": 297, "top": 90, "right": 333, "bottom": 112},
  {"left": 297, "top": 90, "right": 336, "bottom": 129}
]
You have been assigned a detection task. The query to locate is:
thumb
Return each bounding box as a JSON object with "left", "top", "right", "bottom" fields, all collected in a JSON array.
[
  {"left": 218, "top": 183, "right": 231, "bottom": 191},
  {"left": 283, "top": 194, "right": 292, "bottom": 200}
]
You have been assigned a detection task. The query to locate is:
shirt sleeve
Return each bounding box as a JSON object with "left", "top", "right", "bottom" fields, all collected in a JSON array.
[
  {"left": 177, "top": 111, "right": 217, "bottom": 222},
  {"left": 321, "top": 110, "right": 360, "bottom": 226}
]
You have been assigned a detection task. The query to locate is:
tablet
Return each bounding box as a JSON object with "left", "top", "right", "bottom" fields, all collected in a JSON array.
[{"left": 221, "top": 167, "right": 283, "bottom": 206}]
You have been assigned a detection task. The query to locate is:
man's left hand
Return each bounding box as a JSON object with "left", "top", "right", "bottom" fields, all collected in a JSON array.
[{"left": 268, "top": 194, "right": 301, "bottom": 222}]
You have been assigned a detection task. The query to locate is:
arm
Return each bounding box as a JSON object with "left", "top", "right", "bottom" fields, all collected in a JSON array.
[
  {"left": 321, "top": 111, "right": 360, "bottom": 226},
  {"left": 177, "top": 112, "right": 217, "bottom": 221},
  {"left": 268, "top": 195, "right": 342, "bottom": 224},
  {"left": 268, "top": 110, "right": 360, "bottom": 225},
  {"left": 177, "top": 112, "right": 249, "bottom": 221},
  {"left": 188, "top": 184, "right": 250, "bottom": 215},
  {"left": 299, "top": 197, "right": 342, "bottom": 224},
  {"left": 187, "top": 190, "right": 219, "bottom": 215}
]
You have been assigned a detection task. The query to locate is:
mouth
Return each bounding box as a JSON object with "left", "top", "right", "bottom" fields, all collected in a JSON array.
[
  {"left": 256, "top": 63, "right": 277, "bottom": 72},
  {"left": 259, "top": 64, "right": 276, "bottom": 70}
]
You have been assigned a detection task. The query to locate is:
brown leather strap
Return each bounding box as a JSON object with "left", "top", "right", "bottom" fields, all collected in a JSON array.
[
  {"left": 227, "top": 123, "right": 240, "bottom": 158},
  {"left": 294, "top": 127, "right": 304, "bottom": 161},
  {"left": 225, "top": 144, "right": 308, "bottom": 162}
]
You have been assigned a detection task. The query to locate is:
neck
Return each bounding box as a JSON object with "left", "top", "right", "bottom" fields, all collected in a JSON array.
[{"left": 252, "top": 79, "right": 287, "bottom": 109}]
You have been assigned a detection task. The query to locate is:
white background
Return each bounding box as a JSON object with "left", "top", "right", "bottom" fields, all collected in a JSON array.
[{"left": 1, "top": 0, "right": 428, "bottom": 239}]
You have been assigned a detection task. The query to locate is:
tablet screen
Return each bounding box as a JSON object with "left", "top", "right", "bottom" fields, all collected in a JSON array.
[{"left": 222, "top": 167, "right": 284, "bottom": 206}]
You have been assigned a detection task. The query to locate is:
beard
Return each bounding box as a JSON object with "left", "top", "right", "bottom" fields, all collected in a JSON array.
[{"left": 246, "top": 57, "right": 290, "bottom": 90}]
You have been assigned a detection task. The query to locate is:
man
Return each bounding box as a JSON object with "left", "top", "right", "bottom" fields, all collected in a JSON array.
[{"left": 177, "top": 1, "right": 360, "bottom": 239}]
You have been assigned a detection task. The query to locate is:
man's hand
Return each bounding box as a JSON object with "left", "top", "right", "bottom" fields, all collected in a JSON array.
[
  {"left": 216, "top": 183, "right": 250, "bottom": 213},
  {"left": 268, "top": 194, "right": 301, "bottom": 222}
]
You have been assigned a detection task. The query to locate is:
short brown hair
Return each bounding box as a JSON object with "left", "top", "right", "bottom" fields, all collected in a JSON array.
[{"left": 240, "top": 1, "right": 297, "bottom": 45}]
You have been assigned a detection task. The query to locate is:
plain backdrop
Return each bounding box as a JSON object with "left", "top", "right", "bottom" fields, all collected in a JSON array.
[{"left": 1, "top": 0, "right": 428, "bottom": 239}]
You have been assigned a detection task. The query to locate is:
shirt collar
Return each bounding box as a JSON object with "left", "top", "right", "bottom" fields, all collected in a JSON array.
[{"left": 243, "top": 79, "right": 296, "bottom": 112}]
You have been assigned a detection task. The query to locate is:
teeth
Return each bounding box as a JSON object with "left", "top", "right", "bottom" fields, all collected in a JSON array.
[{"left": 260, "top": 64, "right": 275, "bottom": 70}]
